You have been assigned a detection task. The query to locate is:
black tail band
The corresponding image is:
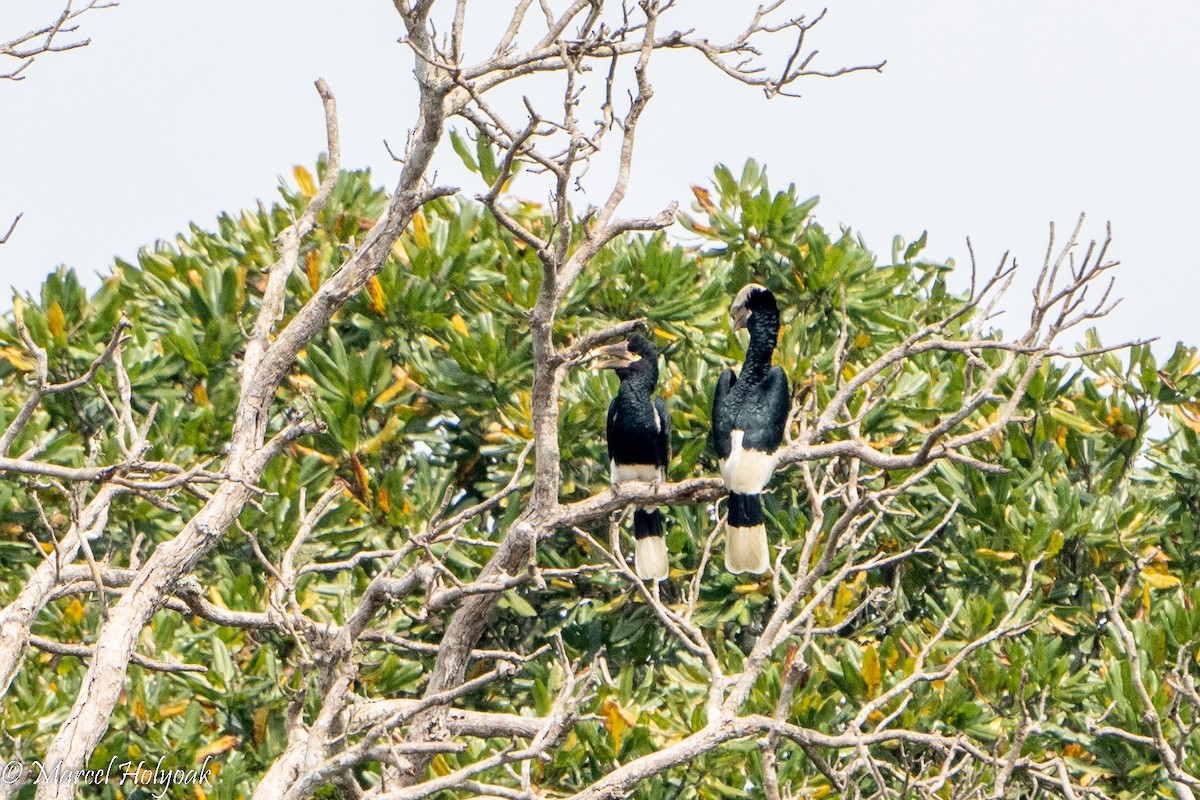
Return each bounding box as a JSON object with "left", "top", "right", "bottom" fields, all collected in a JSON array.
[
  {"left": 633, "top": 508, "right": 664, "bottom": 540},
  {"left": 727, "top": 493, "right": 763, "bottom": 527}
]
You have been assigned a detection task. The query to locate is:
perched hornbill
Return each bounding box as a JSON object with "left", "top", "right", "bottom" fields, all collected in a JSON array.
[
  {"left": 595, "top": 332, "right": 671, "bottom": 581},
  {"left": 713, "top": 284, "right": 789, "bottom": 574}
]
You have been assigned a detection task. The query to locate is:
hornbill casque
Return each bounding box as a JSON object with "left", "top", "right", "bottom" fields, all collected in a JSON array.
[
  {"left": 595, "top": 332, "right": 671, "bottom": 582},
  {"left": 713, "top": 284, "right": 790, "bottom": 574}
]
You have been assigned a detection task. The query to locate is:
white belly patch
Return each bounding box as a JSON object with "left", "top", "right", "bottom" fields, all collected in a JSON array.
[
  {"left": 719, "top": 430, "right": 779, "bottom": 494},
  {"left": 612, "top": 460, "right": 664, "bottom": 485}
]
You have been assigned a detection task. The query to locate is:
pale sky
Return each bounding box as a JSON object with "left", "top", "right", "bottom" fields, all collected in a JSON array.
[{"left": 2, "top": 1, "right": 1197, "bottom": 357}]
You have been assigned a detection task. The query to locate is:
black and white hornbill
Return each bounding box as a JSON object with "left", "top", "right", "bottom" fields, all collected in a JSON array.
[
  {"left": 712, "top": 284, "right": 789, "bottom": 574},
  {"left": 595, "top": 332, "right": 671, "bottom": 581}
]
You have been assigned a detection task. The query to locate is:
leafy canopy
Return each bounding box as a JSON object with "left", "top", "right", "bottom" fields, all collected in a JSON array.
[{"left": 2, "top": 152, "right": 1200, "bottom": 799}]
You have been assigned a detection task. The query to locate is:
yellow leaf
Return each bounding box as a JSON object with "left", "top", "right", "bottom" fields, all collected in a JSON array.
[
  {"left": 288, "top": 443, "right": 337, "bottom": 464},
  {"left": 833, "top": 572, "right": 866, "bottom": 615},
  {"left": 1142, "top": 569, "right": 1181, "bottom": 589},
  {"left": 366, "top": 276, "right": 387, "bottom": 316},
  {"left": 430, "top": 755, "right": 450, "bottom": 776},
  {"left": 253, "top": 707, "right": 269, "bottom": 747},
  {"left": 350, "top": 452, "right": 372, "bottom": 504},
  {"left": 289, "top": 373, "right": 316, "bottom": 391},
  {"left": 853, "top": 332, "right": 872, "bottom": 349},
  {"left": 1049, "top": 405, "right": 1100, "bottom": 434},
  {"left": 450, "top": 314, "right": 469, "bottom": 335},
  {"left": 391, "top": 239, "right": 411, "bottom": 266},
  {"left": 158, "top": 701, "right": 190, "bottom": 721},
  {"left": 1184, "top": 351, "right": 1200, "bottom": 375},
  {"left": 133, "top": 697, "right": 147, "bottom": 723},
  {"left": 293, "top": 165, "right": 317, "bottom": 198},
  {"left": 208, "top": 586, "right": 229, "bottom": 610},
  {"left": 1143, "top": 545, "right": 1170, "bottom": 564},
  {"left": 305, "top": 250, "right": 321, "bottom": 292},
  {"left": 193, "top": 384, "right": 209, "bottom": 407},
  {"left": 600, "top": 697, "right": 629, "bottom": 751},
  {"left": 298, "top": 590, "right": 320, "bottom": 612},
  {"left": 1178, "top": 403, "right": 1200, "bottom": 433},
  {"left": 377, "top": 366, "right": 413, "bottom": 405},
  {"left": 361, "top": 416, "right": 401, "bottom": 454},
  {"left": 861, "top": 643, "right": 881, "bottom": 696},
  {"left": 63, "top": 597, "right": 85, "bottom": 625},
  {"left": 411, "top": 211, "right": 431, "bottom": 249},
  {"left": 377, "top": 487, "right": 391, "bottom": 514},
  {"left": 195, "top": 734, "right": 239, "bottom": 761},
  {"left": 975, "top": 548, "right": 1020, "bottom": 562},
  {"left": 47, "top": 302, "right": 66, "bottom": 339},
  {"left": 421, "top": 334, "right": 447, "bottom": 351},
  {"left": 0, "top": 346, "right": 35, "bottom": 371},
  {"left": 691, "top": 185, "right": 718, "bottom": 215},
  {"left": 1046, "top": 613, "right": 1077, "bottom": 636},
  {"left": 231, "top": 263, "right": 244, "bottom": 308}
]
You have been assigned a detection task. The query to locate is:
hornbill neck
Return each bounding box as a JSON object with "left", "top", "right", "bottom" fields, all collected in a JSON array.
[
  {"left": 618, "top": 361, "right": 658, "bottom": 394},
  {"left": 743, "top": 309, "right": 780, "bottom": 376}
]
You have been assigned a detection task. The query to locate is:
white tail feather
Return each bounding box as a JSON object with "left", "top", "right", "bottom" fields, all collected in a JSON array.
[
  {"left": 725, "top": 524, "right": 769, "bottom": 574},
  {"left": 634, "top": 536, "right": 669, "bottom": 581}
]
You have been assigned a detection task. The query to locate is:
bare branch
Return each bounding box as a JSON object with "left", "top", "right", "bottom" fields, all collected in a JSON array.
[
  {"left": 0, "top": 213, "right": 20, "bottom": 244},
  {"left": 0, "top": 1, "right": 118, "bottom": 81}
]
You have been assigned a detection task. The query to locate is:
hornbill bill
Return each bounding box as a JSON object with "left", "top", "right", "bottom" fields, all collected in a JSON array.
[
  {"left": 713, "top": 284, "right": 789, "bottom": 574},
  {"left": 595, "top": 332, "right": 671, "bottom": 581}
]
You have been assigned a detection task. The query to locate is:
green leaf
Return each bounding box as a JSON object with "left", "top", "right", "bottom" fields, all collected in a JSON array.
[
  {"left": 449, "top": 129, "right": 478, "bottom": 173},
  {"left": 503, "top": 589, "right": 538, "bottom": 618}
]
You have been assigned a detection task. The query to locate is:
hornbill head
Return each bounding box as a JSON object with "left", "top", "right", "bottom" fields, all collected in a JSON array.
[
  {"left": 592, "top": 332, "right": 656, "bottom": 379},
  {"left": 730, "top": 283, "right": 779, "bottom": 331}
]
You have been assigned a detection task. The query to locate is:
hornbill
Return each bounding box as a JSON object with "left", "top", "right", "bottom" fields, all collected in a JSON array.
[
  {"left": 595, "top": 332, "right": 671, "bottom": 581},
  {"left": 713, "top": 284, "right": 789, "bottom": 574}
]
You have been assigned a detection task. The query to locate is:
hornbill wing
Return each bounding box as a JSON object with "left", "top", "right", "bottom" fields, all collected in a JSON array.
[
  {"left": 654, "top": 396, "right": 671, "bottom": 473},
  {"left": 741, "top": 365, "right": 790, "bottom": 452},
  {"left": 605, "top": 398, "right": 619, "bottom": 463},
  {"left": 711, "top": 368, "right": 737, "bottom": 460}
]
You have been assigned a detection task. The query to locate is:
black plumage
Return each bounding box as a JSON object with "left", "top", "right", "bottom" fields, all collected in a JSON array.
[
  {"left": 712, "top": 284, "right": 789, "bottom": 574},
  {"left": 598, "top": 332, "right": 671, "bottom": 581}
]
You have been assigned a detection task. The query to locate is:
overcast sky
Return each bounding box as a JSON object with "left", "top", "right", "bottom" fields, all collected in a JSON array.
[{"left": 2, "top": 1, "right": 1197, "bottom": 356}]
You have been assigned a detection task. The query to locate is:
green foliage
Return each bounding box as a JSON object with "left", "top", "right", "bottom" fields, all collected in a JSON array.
[{"left": 3, "top": 155, "right": 1200, "bottom": 798}]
